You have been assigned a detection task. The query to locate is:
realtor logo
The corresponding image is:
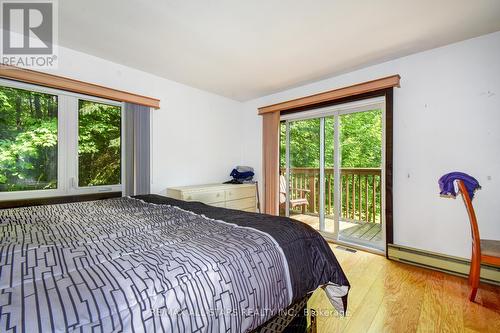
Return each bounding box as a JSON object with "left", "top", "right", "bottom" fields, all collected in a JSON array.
[{"left": 1, "top": 0, "right": 58, "bottom": 68}]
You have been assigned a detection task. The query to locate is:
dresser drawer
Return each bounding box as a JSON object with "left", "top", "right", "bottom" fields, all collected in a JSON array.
[
  {"left": 226, "top": 197, "right": 256, "bottom": 210},
  {"left": 166, "top": 183, "right": 258, "bottom": 213},
  {"left": 182, "top": 190, "right": 225, "bottom": 204},
  {"left": 226, "top": 186, "right": 256, "bottom": 201},
  {"left": 210, "top": 201, "right": 226, "bottom": 208}
]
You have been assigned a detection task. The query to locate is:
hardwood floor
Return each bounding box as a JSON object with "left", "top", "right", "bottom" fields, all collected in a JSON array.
[{"left": 308, "top": 245, "right": 500, "bottom": 332}]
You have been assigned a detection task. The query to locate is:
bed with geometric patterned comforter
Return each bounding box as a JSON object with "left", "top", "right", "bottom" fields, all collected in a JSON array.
[{"left": 0, "top": 195, "right": 349, "bottom": 332}]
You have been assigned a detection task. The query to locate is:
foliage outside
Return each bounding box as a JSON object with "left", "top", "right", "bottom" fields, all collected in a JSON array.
[
  {"left": 78, "top": 100, "right": 121, "bottom": 187},
  {"left": 280, "top": 111, "right": 382, "bottom": 168},
  {"left": 0, "top": 86, "right": 121, "bottom": 192},
  {"left": 0, "top": 87, "right": 58, "bottom": 191}
]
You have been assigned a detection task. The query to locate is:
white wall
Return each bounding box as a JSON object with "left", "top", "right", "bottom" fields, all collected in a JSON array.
[
  {"left": 37, "top": 45, "right": 244, "bottom": 194},
  {"left": 241, "top": 31, "right": 500, "bottom": 259}
]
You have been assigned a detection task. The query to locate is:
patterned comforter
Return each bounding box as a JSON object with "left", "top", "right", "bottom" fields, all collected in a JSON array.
[{"left": 0, "top": 195, "right": 349, "bottom": 332}]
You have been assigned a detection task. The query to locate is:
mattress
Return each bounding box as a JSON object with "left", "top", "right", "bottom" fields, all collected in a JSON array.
[{"left": 0, "top": 195, "right": 349, "bottom": 332}]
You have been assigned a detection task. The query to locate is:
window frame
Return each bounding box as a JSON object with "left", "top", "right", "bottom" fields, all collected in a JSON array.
[{"left": 0, "top": 78, "right": 125, "bottom": 201}]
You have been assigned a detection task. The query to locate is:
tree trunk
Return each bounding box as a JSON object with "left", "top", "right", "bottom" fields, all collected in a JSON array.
[
  {"left": 15, "top": 96, "right": 22, "bottom": 131},
  {"left": 34, "top": 95, "right": 41, "bottom": 118},
  {"left": 29, "top": 95, "right": 34, "bottom": 116},
  {"left": 48, "top": 96, "right": 56, "bottom": 117}
]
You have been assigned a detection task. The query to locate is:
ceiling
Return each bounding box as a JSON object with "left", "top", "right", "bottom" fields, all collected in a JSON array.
[{"left": 59, "top": 0, "right": 500, "bottom": 101}]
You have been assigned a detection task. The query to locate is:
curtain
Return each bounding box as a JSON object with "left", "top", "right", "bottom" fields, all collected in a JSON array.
[
  {"left": 262, "top": 112, "right": 280, "bottom": 215},
  {"left": 124, "top": 103, "right": 151, "bottom": 196}
]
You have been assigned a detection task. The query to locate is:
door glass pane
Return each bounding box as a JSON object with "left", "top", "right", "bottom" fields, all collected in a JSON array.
[
  {"left": 0, "top": 86, "right": 58, "bottom": 192},
  {"left": 324, "top": 116, "right": 335, "bottom": 233},
  {"left": 78, "top": 100, "right": 121, "bottom": 187},
  {"left": 339, "top": 109, "right": 383, "bottom": 247},
  {"left": 288, "top": 118, "right": 320, "bottom": 230},
  {"left": 279, "top": 121, "right": 286, "bottom": 216}
]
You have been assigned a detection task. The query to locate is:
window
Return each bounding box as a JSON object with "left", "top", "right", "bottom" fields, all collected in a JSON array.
[
  {"left": 0, "top": 86, "right": 58, "bottom": 192},
  {"left": 0, "top": 79, "right": 123, "bottom": 200},
  {"left": 78, "top": 100, "right": 121, "bottom": 187}
]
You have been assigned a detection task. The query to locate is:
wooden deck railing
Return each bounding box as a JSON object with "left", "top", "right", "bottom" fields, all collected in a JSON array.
[{"left": 281, "top": 167, "right": 382, "bottom": 224}]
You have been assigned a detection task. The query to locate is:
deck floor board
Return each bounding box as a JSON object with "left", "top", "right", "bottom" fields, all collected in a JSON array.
[{"left": 291, "top": 214, "right": 382, "bottom": 242}]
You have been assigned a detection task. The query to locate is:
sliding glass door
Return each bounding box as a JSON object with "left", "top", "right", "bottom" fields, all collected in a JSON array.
[
  {"left": 281, "top": 118, "right": 321, "bottom": 230},
  {"left": 280, "top": 97, "right": 385, "bottom": 252},
  {"left": 338, "top": 109, "right": 384, "bottom": 249}
]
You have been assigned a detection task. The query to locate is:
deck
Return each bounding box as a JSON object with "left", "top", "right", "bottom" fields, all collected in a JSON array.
[{"left": 291, "top": 214, "right": 382, "bottom": 242}]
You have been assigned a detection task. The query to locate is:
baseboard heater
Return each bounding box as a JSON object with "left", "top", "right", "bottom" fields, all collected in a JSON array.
[{"left": 388, "top": 244, "right": 500, "bottom": 286}]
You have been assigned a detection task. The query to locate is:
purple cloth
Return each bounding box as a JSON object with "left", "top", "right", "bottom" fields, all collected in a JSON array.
[
  {"left": 439, "top": 172, "right": 481, "bottom": 199},
  {"left": 230, "top": 168, "right": 254, "bottom": 180}
]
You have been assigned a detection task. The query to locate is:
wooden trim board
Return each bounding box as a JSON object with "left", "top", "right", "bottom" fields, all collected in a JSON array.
[
  {"left": 0, "top": 65, "right": 160, "bottom": 109},
  {"left": 258, "top": 75, "right": 400, "bottom": 114},
  {"left": 384, "top": 88, "right": 394, "bottom": 253}
]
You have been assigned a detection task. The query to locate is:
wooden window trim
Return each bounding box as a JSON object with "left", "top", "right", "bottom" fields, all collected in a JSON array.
[
  {"left": 258, "top": 75, "right": 400, "bottom": 115},
  {"left": 0, "top": 65, "right": 160, "bottom": 109}
]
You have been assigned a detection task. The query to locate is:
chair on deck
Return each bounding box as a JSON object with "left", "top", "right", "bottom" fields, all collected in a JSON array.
[
  {"left": 279, "top": 175, "right": 310, "bottom": 213},
  {"left": 457, "top": 180, "right": 500, "bottom": 301}
]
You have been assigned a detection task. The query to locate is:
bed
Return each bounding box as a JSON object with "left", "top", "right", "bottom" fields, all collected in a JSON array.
[{"left": 0, "top": 195, "right": 349, "bottom": 332}]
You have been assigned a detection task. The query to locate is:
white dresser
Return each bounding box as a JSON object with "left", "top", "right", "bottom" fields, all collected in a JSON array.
[{"left": 166, "top": 183, "right": 257, "bottom": 212}]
